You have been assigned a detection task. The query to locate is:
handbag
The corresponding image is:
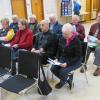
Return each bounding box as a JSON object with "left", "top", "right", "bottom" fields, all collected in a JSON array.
[{"left": 37, "top": 65, "right": 52, "bottom": 95}]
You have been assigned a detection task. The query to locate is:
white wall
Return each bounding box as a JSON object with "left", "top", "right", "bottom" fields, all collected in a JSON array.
[
  {"left": 26, "top": 0, "right": 32, "bottom": 20},
  {"left": 0, "top": 0, "right": 87, "bottom": 26},
  {"left": 43, "top": 0, "right": 57, "bottom": 20},
  {"left": 0, "top": 0, "right": 12, "bottom": 20},
  {"left": 0, "top": 0, "right": 12, "bottom": 27}
]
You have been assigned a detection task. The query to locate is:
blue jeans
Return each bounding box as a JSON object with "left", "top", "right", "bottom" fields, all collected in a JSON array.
[
  {"left": 51, "top": 57, "right": 82, "bottom": 82},
  {"left": 11, "top": 48, "right": 19, "bottom": 61}
]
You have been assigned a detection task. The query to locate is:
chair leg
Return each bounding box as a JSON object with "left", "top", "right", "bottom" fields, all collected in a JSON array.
[
  {"left": 46, "top": 64, "right": 52, "bottom": 79},
  {"left": 52, "top": 73, "right": 54, "bottom": 80},
  {"left": 82, "top": 65, "right": 88, "bottom": 84},
  {"left": 69, "top": 79, "right": 74, "bottom": 93},
  {"left": 11, "top": 61, "right": 16, "bottom": 75},
  {"left": 47, "top": 67, "right": 49, "bottom": 79},
  {"left": 68, "top": 73, "right": 74, "bottom": 90}
]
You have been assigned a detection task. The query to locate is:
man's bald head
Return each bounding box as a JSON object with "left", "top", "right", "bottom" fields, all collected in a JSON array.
[{"left": 40, "top": 20, "right": 49, "bottom": 32}]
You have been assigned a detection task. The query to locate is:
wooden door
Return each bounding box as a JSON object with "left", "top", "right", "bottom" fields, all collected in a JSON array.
[
  {"left": 97, "top": 0, "right": 100, "bottom": 13},
  {"left": 11, "top": 0, "right": 27, "bottom": 18},
  {"left": 31, "top": 0, "right": 43, "bottom": 22},
  {"left": 92, "top": 0, "right": 98, "bottom": 15},
  {"left": 85, "top": 0, "right": 91, "bottom": 21}
]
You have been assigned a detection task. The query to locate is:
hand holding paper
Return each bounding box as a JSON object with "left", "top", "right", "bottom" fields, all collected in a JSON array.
[
  {"left": 87, "top": 35, "right": 98, "bottom": 43},
  {"left": 47, "top": 58, "right": 62, "bottom": 65},
  {"left": 87, "top": 35, "right": 98, "bottom": 47}
]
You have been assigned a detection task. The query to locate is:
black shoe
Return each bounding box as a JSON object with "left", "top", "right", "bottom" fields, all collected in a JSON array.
[
  {"left": 55, "top": 81, "right": 65, "bottom": 89},
  {"left": 80, "top": 65, "right": 87, "bottom": 73}
]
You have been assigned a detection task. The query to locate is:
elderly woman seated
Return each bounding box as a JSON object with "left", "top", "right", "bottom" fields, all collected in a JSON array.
[
  {"left": 51, "top": 23, "right": 82, "bottom": 89},
  {"left": 0, "top": 18, "right": 15, "bottom": 44}
]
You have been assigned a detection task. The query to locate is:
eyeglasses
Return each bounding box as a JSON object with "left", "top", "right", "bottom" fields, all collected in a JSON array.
[
  {"left": 40, "top": 24, "right": 44, "bottom": 26},
  {"left": 97, "top": 16, "right": 100, "bottom": 17}
]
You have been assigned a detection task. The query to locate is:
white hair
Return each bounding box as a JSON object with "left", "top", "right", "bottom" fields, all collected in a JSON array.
[
  {"left": 40, "top": 20, "right": 49, "bottom": 25},
  {"left": 49, "top": 14, "right": 56, "bottom": 18},
  {"left": 62, "top": 23, "right": 73, "bottom": 33},
  {"left": 72, "top": 15, "right": 80, "bottom": 21},
  {"left": 29, "top": 14, "right": 36, "bottom": 19},
  {"left": 98, "top": 12, "right": 100, "bottom": 16},
  {"left": 49, "top": 14, "right": 57, "bottom": 20},
  {"left": 12, "top": 14, "right": 18, "bottom": 19}
]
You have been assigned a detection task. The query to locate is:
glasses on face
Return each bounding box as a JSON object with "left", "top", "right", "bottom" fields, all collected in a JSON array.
[
  {"left": 97, "top": 16, "right": 100, "bottom": 18},
  {"left": 40, "top": 24, "right": 44, "bottom": 27}
]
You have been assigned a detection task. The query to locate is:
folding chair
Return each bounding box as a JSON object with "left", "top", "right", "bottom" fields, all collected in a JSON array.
[
  {"left": 80, "top": 42, "right": 88, "bottom": 84},
  {"left": 0, "top": 50, "right": 40, "bottom": 94},
  {"left": 66, "top": 42, "right": 88, "bottom": 91},
  {"left": 0, "top": 45, "right": 11, "bottom": 78}
]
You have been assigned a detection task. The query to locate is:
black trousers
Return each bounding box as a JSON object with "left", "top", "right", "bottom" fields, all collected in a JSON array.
[{"left": 85, "top": 46, "right": 95, "bottom": 64}]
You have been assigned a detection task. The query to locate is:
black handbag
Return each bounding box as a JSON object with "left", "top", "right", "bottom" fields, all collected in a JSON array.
[{"left": 37, "top": 65, "right": 52, "bottom": 95}]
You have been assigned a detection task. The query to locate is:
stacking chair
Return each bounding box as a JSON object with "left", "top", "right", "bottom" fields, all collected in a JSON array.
[
  {"left": 0, "top": 50, "right": 40, "bottom": 94},
  {"left": 67, "top": 42, "right": 88, "bottom": 90},
  {"left": 0, "top": 45, "right": 11, "bottom": 78}
]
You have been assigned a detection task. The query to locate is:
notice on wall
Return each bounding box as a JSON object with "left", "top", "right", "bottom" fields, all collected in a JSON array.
[{"left": 61, "top": 0, "right": 72, "bottom": 16}]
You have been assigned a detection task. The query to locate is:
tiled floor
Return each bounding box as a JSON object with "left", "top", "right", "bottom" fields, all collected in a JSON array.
[{"left": 0, "top": 21, "right": 100, "bottom": 100}]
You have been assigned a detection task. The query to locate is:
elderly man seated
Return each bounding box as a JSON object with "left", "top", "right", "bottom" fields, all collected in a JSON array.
[
  {"left": 71, "top": 15, "right": 85, "bottom": 42},
  {"left": 80, "top": 12, "right": 100, "bottom": 74},
  {"left": 51, "top": 23, "right": 82, "bottom": 89},
  {"left": 49, "top": 14, "right": 62, "bottom": 39},
  {"left": 31, "top": 20, "right": 58, "bottom": 65}
]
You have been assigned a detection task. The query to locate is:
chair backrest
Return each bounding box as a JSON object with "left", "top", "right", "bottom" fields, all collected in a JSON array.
[
  {"left": 0, "top": 45, "right": 11, "bottom": 69},
  {"left": 18, "top": 50, "right": 40, "bottom": 78},
  {"left": 81, "top": 42, "right": 87, "bottom": 63}
]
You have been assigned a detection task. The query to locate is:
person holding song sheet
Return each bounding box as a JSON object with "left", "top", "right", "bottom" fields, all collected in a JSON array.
[
  {"left": 80, "top": 13, "right": 100, "bottom": 75},
  {"left": 51, "top": 23, "right": 82, "bottom": 89}
]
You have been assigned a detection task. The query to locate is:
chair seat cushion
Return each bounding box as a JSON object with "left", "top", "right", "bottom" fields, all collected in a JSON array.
[
  {"left": 0, "top": 67, "right": 9, "bottom": 76},
  {"left": 0, "top": 75, "right": 36, "bottom": 93}
]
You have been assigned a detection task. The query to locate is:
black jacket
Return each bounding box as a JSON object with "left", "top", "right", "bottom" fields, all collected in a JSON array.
[
  {"left": 57, "top": 36, "right": 82, "bottom": 66},
  {"left": 35, "top": 30, "right": 58, "bottom": 57}
]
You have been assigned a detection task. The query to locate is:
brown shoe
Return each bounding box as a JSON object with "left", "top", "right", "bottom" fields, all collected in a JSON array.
[{"left": 93, "top": 68, "right": 100, "bottom": 76}]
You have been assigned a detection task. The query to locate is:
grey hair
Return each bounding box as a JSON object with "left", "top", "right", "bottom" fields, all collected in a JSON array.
[
  {"left": 72, "top": 15, "right": 80, "bottom": 21},
  {"left": 12, "top": 14, "right": 18, "bottom": 19},
  {"left": 49, "top": 14, "right": 57, "bottom": 20},
  {"left": 29, "top": 14, "right": 36, "bottom": 19},
  {"left": 62, "top": 23, "right": 73, "bottom": 33},
  {"left": 40, "top": 20, "right": 49, "bottom": 25}
]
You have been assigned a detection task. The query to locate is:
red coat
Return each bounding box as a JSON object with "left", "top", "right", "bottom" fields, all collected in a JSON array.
[{"left": 10, "top": 28, "right": 33, "bottom": 51}]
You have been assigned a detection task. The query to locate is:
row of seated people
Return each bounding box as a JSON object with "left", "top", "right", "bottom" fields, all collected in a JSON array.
[
  {"left": 0, "top": 18, "right": 82, "bottom": 90},
  {"left": 0, "top": 13, "right": 85, "bottom": 44},
  {"left": 0, "top": 14, "right": 62, "bottom": 44},
  {"left": 0, "top": 14, "right": 84, "bottom": 46},
  {"left": 0, "top": 13, "right": 100, "bottom": 88},
  {"left": 80, "top": 12, "right": 100, "bottom": 76}
]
